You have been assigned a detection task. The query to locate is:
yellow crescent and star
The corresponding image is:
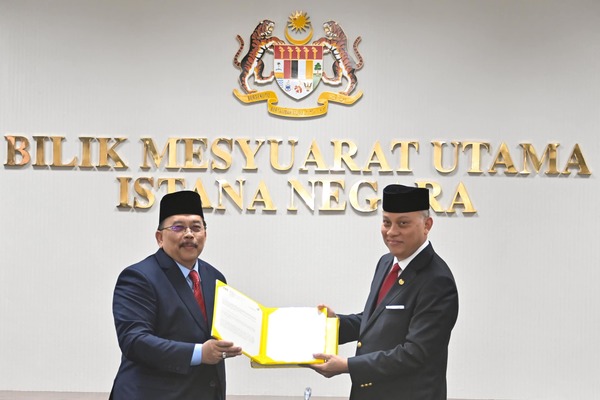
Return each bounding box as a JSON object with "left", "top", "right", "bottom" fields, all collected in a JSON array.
[{"left": 285, "top": 10, "right": 313, "bottom": 45}]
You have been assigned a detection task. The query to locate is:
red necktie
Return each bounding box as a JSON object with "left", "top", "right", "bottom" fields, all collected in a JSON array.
[
  {"left": 189, "top": 270, "right": 207, "bottom": 321},
  {"left": 377, "top": 263, "right": 401, "bottom": 305}
]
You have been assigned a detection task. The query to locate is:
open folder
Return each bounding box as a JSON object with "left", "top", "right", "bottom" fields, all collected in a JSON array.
[{"left": 211, "top": 280, "right": 339, "bottom": 367}]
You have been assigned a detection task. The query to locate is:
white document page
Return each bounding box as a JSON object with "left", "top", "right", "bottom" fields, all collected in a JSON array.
[
  {"left": 213, "top": 284, "right": 263, "bottom": 356},
  {"left": 265, "top": 307, "right": 326, "bottom": 362}
]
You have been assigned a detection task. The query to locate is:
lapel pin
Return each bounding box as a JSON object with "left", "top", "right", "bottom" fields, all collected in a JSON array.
[{"left": 399, "top": 279, "right": 405, "bottom": 285}]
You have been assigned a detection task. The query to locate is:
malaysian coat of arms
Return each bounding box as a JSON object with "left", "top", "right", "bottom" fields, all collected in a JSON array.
[{"left": 233, "top": 11, "right": 364, "bottom": 118}]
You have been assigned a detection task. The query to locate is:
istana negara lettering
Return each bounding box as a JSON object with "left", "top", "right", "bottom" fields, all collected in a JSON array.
[{"left": 3, "top": 135, "right": 592, "bottom": 214}]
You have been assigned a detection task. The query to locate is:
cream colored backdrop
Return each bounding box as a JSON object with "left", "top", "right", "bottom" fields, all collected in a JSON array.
[{"left": 1, "top": 1, "right": 599, "bottom": 399}]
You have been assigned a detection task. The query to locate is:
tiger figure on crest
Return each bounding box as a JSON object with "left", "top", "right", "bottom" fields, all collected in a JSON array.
[
  {"left": 233, "top": 20, "right": 285, "bottom": 94},
  {"left": 312, "top": 20, "right": 364, "bottom": 96}
]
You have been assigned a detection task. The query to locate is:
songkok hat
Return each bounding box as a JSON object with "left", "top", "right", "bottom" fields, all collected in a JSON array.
[
  {"left": 382, "top": 184, "right": 429, "bottom": 213},
  {"left": 159, "top": 190, "right": 204, "bottom": 225}
]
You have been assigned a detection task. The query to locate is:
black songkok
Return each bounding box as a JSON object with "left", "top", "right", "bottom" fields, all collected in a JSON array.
[
  {"left": 159, "top": 191, "right": 204, "bottom": 225},
  {"left": 382, "top": 184, "right": 429, "bottom": 213}
]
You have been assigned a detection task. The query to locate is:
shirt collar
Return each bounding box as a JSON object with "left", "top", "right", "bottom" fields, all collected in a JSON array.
[
  {"left": 394, "top": 240, "right": 430, "bottom": 272},
  {"left": 176, "top": 260, "right": 199, "bottom": 279}
]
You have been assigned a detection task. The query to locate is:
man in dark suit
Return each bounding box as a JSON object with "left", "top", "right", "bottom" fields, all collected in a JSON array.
[
  {"left": 110, "top": 190, "right": 242, "bottom": 400},
  {"left": 311, "top": 184, "right": 459, "bottom": 400}
]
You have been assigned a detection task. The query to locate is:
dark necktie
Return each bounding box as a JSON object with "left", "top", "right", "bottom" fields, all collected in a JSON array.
[
  {"left": 376, "top": 263, "right": 401, "bottom": 305},
  {"left": 189, "top": 270, "right": 207, "bottom": 321}
]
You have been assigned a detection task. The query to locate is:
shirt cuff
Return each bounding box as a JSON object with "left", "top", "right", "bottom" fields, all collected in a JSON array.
[{"left": 191, "top": 343, "right": 203, "bottom": 366}]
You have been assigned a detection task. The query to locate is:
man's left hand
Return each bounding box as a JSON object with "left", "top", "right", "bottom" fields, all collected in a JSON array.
[{"left": 308, "top": 353, "right": 348, "bottom": 378}]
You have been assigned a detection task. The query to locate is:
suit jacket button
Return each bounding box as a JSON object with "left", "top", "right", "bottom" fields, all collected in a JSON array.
[
  {"left": 209, "top": 380, "right": 217, "bottom": 388},
  {"left": 357, "top": 341, "right": 362, "bottom": 348}
]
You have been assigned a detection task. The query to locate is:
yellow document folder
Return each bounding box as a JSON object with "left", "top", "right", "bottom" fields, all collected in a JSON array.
[{"left": 211, "top": 280, "right": 339, "bottom": 367}]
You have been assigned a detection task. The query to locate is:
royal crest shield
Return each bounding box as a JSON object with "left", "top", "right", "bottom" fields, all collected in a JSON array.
[{"left": 274, "top": 45, "right": 323, "bottom": 100}]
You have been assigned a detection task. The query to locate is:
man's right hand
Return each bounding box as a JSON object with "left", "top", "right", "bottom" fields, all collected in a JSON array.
[
  {"left": 202, "top": 339, "right": 242, "bottom": 364},
  {"left": 318, "top": 304, "right": 337, "bottom": 318}
]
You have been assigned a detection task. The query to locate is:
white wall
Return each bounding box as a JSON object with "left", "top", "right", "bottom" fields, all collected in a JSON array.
[{"left": 1, "top": 1, "right": 599, "bottom": 399}]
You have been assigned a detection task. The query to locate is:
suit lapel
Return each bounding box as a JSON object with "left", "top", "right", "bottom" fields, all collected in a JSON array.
[
  {"left": 198, "top": 261, "right": 217, "bottom": 327},
  {"left": 155, "top": 249, "right": 209, "bottom": 334},
  {"left": 362, "top": 244, "right": 435, "bottom": 333},
  {"left": 363, "top": 254, "right": 394, "bottom": 323}
]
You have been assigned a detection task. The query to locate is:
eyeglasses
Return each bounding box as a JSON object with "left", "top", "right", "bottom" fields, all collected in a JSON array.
[{"left": 159, "top": 224, "right": 205, "bottom": 233}]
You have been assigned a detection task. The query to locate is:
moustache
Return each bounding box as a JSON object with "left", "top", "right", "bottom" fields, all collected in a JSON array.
[{"left": 179, "top": 242, "right": 198, "bottom": 248}]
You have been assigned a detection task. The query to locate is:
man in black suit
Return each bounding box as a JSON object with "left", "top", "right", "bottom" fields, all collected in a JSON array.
[
  {"left": 311, "top": 184, "right": 459, "bottom": 400},
  {"left": 110, "top": 190, "right": 242, "bottom": 400}
]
